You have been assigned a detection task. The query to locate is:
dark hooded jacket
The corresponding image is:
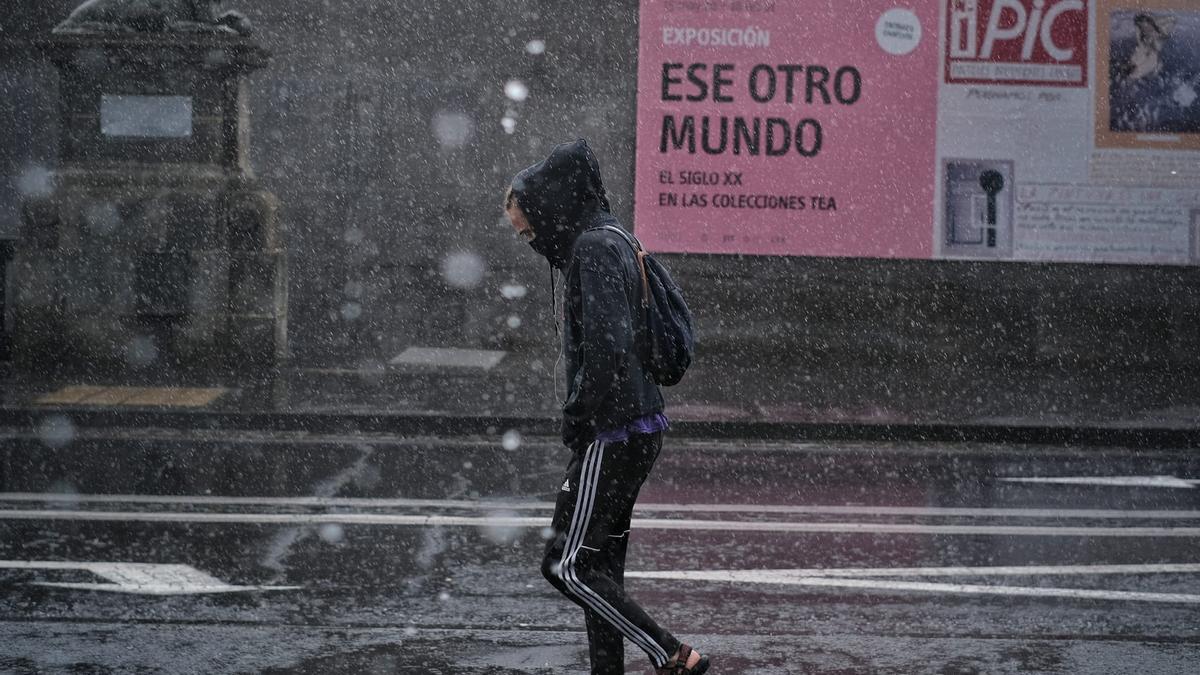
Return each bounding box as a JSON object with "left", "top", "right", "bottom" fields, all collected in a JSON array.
[{"left": 510, "top": 139, "right": 664, "bottom": 451}]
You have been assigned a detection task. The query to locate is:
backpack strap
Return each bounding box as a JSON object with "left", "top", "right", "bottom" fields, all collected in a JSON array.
[
  {"left": 588, "top": 225, "right": 650, "bottom": 309},
  {"left": 587, "top": 224, "right": 642, "bottom": 251}
]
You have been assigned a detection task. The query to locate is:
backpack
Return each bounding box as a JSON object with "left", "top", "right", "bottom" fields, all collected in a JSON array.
[{"left": 588, "top": 225, "right": 695, "bottom": 386}]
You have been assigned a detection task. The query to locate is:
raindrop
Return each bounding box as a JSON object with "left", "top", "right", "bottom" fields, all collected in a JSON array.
[
  {"left": 440, "top": 251, "right": 486, "bottom": 289},
  {"left": 340, "top": 302, "right": 363, "bottom": 321},
  {"left": 506, "top": 315, "right": 522, "bottom": 329},
  {"left": 502, "top": 430, "right": 521, "bottom": 451},
  {"left": 525, "top": 39, "right": 546, "bottom": 55},
  {"left": 1173, "top": 83, "right": 1197, "bottom": 108},
  {"left": 431, "top": 110, "right": 475, "bottom": 149},
  {"left": 403, "top": 626, "right": 418, "bottom": 637},
  {"left": 500, "top": 284, "right": 527, "bottom": 300},
  {"left": 343, "top": 280, "right": 364, "bottom": 299},
  {"left": 126, "top": 335, "right": 158, "bottom": 368},
  {"left": 15, "top": 166, "right": 53, "bottom": 198},
  {"left": 344, "top": 227, "right": 365, "bottom": 245},
  {"left": 319, "top": 523, "right": 345, "bottom": 544},
  {"left": 83, "top": 201, "right": 121, "bottom": 235},
  {"left": 540, "top": 526, "right": 554, "bottom": 540},
  {"left": 353, "top": 457, "right": 383, "bottom": 489},
  {"left": 37, "top": 415, "right": 76, "bottom": 449},
  {"left": 482, "top": 510, "right": 521, "bottom": 545},
  {"left": 46, "top": 480, "right": 80, "bottom": 508},
  {"left": 504, "top": 79, "right": 529, "bottom": 102},
  {"left": 500, "top": 116, "right": 517, "bottom": 134},
  {"left": 462, "top": 461, "right": 473, "bottom": 470},
  {"left": 437, "top": 591, "right": 451, "bottom": 602}
]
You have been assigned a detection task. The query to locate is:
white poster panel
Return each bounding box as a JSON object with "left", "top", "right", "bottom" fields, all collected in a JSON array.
[{"left": 935, "top": 0, "right": 1200, "bottom": 265}]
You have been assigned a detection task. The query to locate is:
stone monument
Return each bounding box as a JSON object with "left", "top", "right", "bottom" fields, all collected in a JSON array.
[{"left": 13, "top": 0, "right": 286, "bottom": 379}]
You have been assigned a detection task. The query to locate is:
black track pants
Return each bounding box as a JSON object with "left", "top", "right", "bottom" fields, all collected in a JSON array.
[{"left": 540, "top": 432, "right": 679, "bottom": 672}]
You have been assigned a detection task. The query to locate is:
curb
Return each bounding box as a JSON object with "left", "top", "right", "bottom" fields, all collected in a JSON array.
[{"left": 3, "top": 406, "right": 1198, "bottom": 449}]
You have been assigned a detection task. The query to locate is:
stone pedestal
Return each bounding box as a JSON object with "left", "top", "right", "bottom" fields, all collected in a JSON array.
[{"left": 13, "top": 32, "right": 286, "bottom": 379}]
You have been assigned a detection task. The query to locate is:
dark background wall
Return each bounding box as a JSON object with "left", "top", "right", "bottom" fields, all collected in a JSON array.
[{"left": 3, "top": 1, "right": 1198, "bottom": 410}]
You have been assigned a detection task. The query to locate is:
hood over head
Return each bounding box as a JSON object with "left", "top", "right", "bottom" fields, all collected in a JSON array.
[{"left": 509, "top": 139, "right": 611, "bottom": 269}]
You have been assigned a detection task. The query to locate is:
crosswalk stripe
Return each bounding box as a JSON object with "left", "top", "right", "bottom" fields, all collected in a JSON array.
[
  {"left": 1, "top": 509, "right": 1199, "bottom": 537},
  {"left": 2, "top": 493, "right": 1198, "bottom": 520},
  {"left": 625, "top": 571, "right": 1200, "bottom": 604}
]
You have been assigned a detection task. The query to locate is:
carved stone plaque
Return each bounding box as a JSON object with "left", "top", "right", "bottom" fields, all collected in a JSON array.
[{"left": 100, "top": 94, "right": 193, "bottom": 138}]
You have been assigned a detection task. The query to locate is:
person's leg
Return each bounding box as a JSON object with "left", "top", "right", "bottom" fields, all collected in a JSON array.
[
  {"left": 609, "top": 433, "right": 707, "bottom": 673},
  {"left": 615, "top": 434, "right": 707, "bottom": 674},
  {"left": 541, "top": 435, "right": 680, "bottom": 670},
  {"left": 584, "top": 464, "right": 639, "bottom": 674},
  {"left": 543, "top": 451, "right": 623, "bottom": 674},
  {"left": 584, "top": 607, "right": 623, "bottom": 674},
  {"left": 542, "top": 450, "right": 584, "bottom": 602}
]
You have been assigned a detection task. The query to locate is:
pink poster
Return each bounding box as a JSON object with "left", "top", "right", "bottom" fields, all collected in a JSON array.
[{"left": 634, "top": 0, "right": 941, "bottom": 258}]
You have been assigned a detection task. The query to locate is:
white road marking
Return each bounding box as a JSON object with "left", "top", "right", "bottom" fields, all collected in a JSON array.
[
  {"left": 629, "top": 562, "right": 1200, "bottom": 580},
  {"left": 2, "top": 509, "right": 1199, "bottom": 537},
  {"left": 0, "top": 560, "right": 299, "bottom": 595},
  {"left": 1001, "top": 475, "right": 1200, "bottom": 489},
  {"left": 625, "top": 569, "right": 1200, "bottom": 605},
  {"left": 2, "top": 493, "right": 1198, "bottom": 520}
]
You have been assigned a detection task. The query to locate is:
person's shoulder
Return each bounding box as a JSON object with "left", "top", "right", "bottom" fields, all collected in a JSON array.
[
  {"left": 575, "top": 224, "right": 631, "bottom": 259},
  {"left": 573, "top": 224, "right": 634, "bottom": 280}
]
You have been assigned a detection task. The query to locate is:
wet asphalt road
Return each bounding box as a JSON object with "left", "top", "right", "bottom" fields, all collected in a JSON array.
[{"left": 1, "top": 428, "right": 1199, "bottom": 674}]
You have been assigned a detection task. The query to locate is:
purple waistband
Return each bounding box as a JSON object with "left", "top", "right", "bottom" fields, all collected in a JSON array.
[{"left": 594, "top": 412, "right": 670, "bottom": 443}]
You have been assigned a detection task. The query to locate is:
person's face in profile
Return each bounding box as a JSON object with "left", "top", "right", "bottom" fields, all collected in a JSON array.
[{"left": 507, "top": 203, "right": 536, "bottom": 243}]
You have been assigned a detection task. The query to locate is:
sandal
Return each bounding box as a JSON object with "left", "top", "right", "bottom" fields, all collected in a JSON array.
[{"left": 656, "top": 643, "right": 709, "bottom": 675}]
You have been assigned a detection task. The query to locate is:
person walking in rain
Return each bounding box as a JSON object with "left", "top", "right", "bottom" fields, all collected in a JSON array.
[{"left": 504, "top": 139, "right": 709, "bottom": 675}]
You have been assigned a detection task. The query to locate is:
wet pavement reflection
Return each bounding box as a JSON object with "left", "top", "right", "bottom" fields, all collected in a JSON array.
[{"left": 1, "top": 432, "right": 1198, "bottom": 673}]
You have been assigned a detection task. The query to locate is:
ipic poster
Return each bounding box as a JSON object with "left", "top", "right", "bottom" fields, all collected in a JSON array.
[
  {"left": 938, "top": 0, "right": 1200, "bottom": 265},
  {"left": 634, "top": 0, "right": 1200, "bottom": 266}
]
